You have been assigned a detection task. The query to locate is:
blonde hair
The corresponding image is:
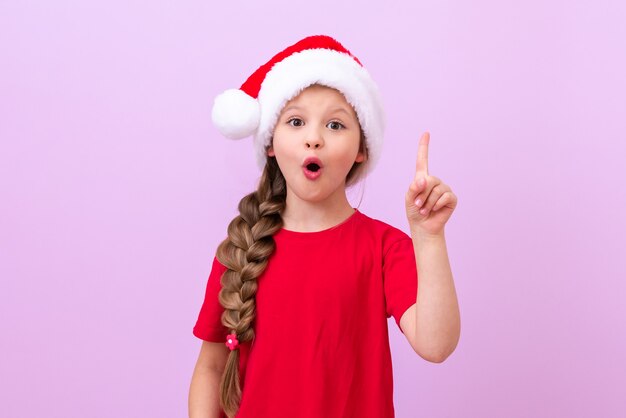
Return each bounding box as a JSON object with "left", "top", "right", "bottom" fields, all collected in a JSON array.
[{"left": 214, "top": 85, "right": 370, "bottom": 417}]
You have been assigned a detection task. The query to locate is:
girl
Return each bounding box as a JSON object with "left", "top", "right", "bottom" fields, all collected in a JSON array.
[{"left": 188, "top": 35, "right": 460, "bottom": 418}]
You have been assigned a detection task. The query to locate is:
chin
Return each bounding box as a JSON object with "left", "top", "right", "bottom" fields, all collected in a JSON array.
[
  {"left": 294, "top": 188, "right": 329, "bottom": 203},
  {"left": 301, "top": 183, "right": 347, "bottom": 203}
]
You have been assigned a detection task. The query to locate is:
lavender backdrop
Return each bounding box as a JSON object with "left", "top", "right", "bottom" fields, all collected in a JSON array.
[{"left": 1, "top": 1, "right": 625, "bottom": 417}]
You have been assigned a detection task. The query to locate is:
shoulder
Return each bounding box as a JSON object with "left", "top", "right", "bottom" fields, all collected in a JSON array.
[
  {"left": 210, "top": 253, "right": 229, "bottom": 276},
  {"left": 356, "top": 210, "right": 412, "bottom": 252}
]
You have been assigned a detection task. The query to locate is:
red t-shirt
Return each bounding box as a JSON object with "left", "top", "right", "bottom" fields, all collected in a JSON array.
[{"left": 193, "top": 208, "right": 418, "bottom": 418}]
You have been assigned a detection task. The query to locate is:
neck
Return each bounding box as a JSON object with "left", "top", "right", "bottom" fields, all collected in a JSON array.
[{"left": 280, "top": 186, "right": 355, "bottom": 232}]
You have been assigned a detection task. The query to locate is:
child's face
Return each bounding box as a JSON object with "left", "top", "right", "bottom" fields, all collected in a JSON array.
[{"left": 267, "top": 84, "right": 365, "bottom": 203}]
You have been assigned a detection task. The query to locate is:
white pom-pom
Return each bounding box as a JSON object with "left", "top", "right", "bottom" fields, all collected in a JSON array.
[{"left": 211, "top": 88, "right": 260, "bottom": 139}]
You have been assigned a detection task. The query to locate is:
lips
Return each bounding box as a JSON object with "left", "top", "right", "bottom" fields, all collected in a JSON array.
[
  {"left": 302, "top": 156, "right": 323, "bottom": 180},
  {"left": 302, "top": 156, "right": 323, "bottom": 171}
]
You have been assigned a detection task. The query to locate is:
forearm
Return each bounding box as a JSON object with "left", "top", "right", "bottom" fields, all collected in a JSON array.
[
  {"left": 189, "top": 365, "right": 223, "bottom": 418},
  {"left": 410, "top": 229, "right": 460, "bottom": 362}
]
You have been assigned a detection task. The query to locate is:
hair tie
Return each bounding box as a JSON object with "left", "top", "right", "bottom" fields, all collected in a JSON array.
[{"left": 225, "top": 332, "right": 239, "bottom": 351}]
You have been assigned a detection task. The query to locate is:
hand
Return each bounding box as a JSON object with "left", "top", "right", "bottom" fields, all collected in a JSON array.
[{"left": 405, "top": 132, "right": 458, "bottom": 236}]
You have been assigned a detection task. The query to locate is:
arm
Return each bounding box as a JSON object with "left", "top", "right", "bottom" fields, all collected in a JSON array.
[
  {"left": 401, "top": 230, "right": 460, "bottom": 363},
  {"left": 402, "top": 131, "right": 460, "bottom": 363},
  {"left": 188, "top": 341, "right": 229, "bottom": 418}
]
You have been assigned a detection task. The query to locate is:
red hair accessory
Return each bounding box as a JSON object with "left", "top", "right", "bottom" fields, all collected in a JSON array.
[{"left": 225, "top": 332, "right": 239, "bottom": 351}]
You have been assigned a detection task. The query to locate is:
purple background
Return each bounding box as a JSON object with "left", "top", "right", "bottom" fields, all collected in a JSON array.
[{"left": 1, "top": 1, "right": 625, "bottom": 417}]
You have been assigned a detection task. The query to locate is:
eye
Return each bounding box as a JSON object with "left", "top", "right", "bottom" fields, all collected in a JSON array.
[
  {"left": 287, "top": 117, "right": 304, "bottom": 127},
  {"left": 327, "top": 121, "right": 345, "bottom": 130}
]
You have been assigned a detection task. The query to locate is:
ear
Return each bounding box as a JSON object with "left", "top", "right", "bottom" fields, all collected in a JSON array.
[
  {"left": 355, "top": 150, "right": 365, "bottom": 163},
  {"left": 267, "top": 145, "right": 275, "bottom": 157}
]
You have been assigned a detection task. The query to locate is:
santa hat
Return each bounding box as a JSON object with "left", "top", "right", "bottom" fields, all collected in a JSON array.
[{"left": 211, "top": 34, "right": 386, "bottom": 174}]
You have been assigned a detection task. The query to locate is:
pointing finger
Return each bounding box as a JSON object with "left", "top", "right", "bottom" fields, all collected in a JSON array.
[{"left": 415, "top": 132, "right": 430, "bottom": 176}]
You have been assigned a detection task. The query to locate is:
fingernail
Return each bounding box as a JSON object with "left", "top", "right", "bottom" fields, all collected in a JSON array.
[
  {"left": 420, "top": 208, "right": 428, "bottom": 215},
  {"left": 414, "top": 198, "right": 422, "bottom": 207}
]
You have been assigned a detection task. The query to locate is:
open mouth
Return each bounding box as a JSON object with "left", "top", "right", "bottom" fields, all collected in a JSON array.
[
  {"left": 303, "top": 163, "right": 323, "bottom": 180},
  {"left": 302, "top": 156, "right": 323, "bottom": 180},
  {"left": 306, "top": 163, "right": 321, "bottom": 172}
]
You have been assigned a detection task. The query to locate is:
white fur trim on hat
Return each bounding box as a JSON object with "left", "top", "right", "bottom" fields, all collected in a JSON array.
[{"left": 253, "top": 48, "right": 386, "bottom": 174}]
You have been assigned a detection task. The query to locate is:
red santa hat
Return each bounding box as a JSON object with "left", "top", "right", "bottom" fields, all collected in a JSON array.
[{"left": 210, "top": 34, "right": 386, "bottom": 174}]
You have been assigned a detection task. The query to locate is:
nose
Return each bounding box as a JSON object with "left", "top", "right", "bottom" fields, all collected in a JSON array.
[{"left": 305, "top": 130, "right": 324, "bottom": 149}]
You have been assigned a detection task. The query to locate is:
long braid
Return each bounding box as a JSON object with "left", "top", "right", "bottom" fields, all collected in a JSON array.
[{"left": 215, "top": 156, "right": 286, "bottom": 417}]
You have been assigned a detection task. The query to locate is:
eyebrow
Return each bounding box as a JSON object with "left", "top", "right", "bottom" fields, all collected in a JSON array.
[{"left": 282, "top": 105, "right": 352, "bottom": 117}]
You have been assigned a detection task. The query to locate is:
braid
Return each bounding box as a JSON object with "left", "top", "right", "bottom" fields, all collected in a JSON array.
[{"left": 215, "top": 156, "right": 286, "bottom": 418}]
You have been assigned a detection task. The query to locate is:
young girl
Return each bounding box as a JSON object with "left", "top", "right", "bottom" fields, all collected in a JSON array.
[{"left": 189, "top": 35, "right": 460, "bottom": 418}]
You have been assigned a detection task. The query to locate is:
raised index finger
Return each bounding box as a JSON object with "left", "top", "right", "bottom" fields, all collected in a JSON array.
[{"left": 415, "top": 132, "right": 430, "bottom": 175}]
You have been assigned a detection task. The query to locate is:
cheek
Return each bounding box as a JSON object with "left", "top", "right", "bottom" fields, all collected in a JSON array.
[
  {"left": 272, "top": 141, "right": 296, "bottom": 161},
  {"left": 270, "top": 140, "right": 300, "bottom": 172},
  {"left": 333, "top": 141, "right": 361, "bottom": 164}
]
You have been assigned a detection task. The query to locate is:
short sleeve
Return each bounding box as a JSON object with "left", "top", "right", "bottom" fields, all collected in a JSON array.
[
  {"left": 383, "top": 237, "right": 418, "bottom": 334},
  {"left": 192, "top": 255, "right": 230, "bottom": 342}
]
